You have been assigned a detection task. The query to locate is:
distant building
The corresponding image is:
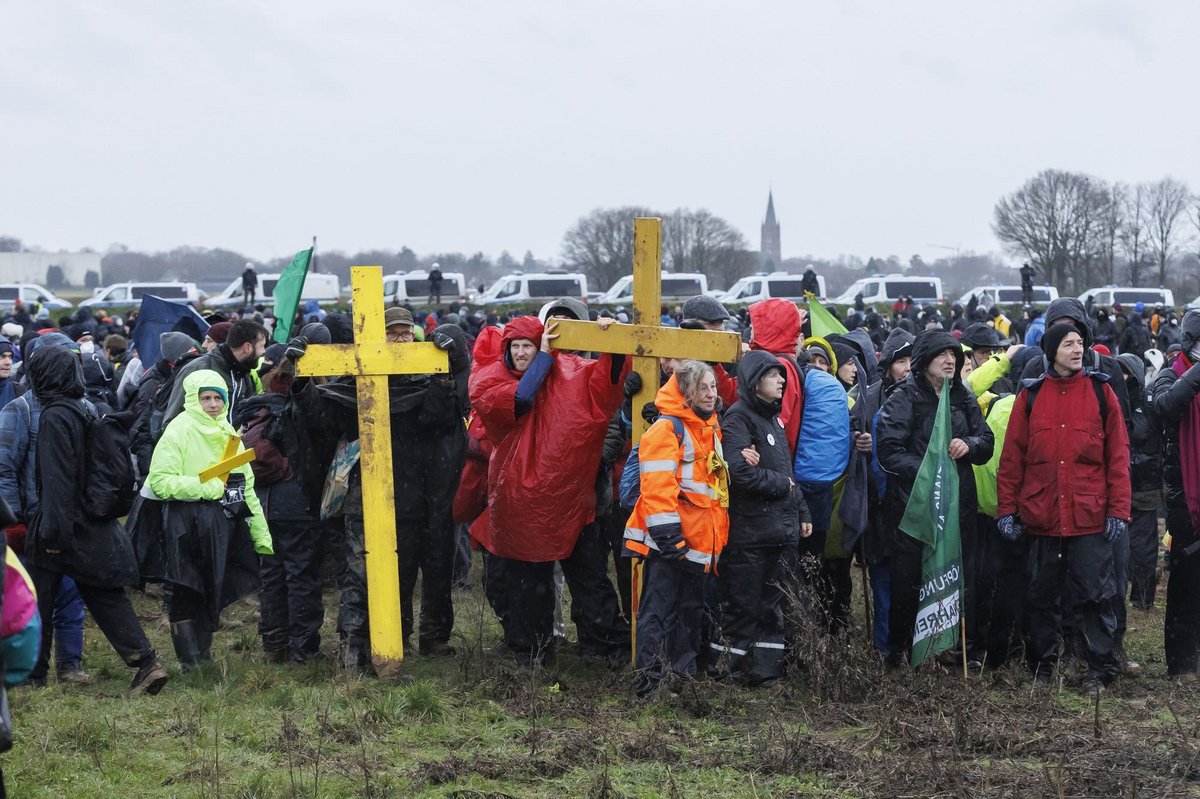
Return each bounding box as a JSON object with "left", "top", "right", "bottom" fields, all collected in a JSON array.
[
  {"left": 0, "top": 251, "right": 102, "bottom": 286},
  {"left": 760, "top": 191, "right": 781, "bottom": 271}
]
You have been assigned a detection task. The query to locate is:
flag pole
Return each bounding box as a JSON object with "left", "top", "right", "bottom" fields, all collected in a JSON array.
[{"left": 960, "top": 602, "right": 968, "bottom": 682}]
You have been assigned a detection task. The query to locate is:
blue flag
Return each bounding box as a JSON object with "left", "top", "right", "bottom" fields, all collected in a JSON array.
[{"left": 131, "top": 295, "right": 210, "bottom": 368}]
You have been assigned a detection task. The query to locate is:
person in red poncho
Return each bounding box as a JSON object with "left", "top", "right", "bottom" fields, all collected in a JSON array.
[
  {"left": 469, "top": 314, "right": 629, "bottom": 665},
  {"left": 747, "top": 299, "right": 806, "bottom": 455}
]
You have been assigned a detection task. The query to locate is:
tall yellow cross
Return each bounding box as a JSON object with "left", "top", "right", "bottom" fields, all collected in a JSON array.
[
  {"left": 294, "top": 266, "right": 449, "bottom": 671},
  {"left": 550, "top": 217, "right": 742, "bottom": 660}
]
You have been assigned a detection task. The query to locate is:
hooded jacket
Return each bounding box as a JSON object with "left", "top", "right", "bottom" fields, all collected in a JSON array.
[
  {"left": 997, "top": 359, "right": 1131, "bottom": 536},
  {"left": 469, "top": 316, "right": 628, "bottom": 561},
  {"left": 1116, "top": 353, "right": 1162, "bottom": 506},
  {"left": 24, "top": 346, "right": 141, "bottom": 587},
  {"left": 722, "top": 351, "right": 808, "bottom": 549},
  {"left": 623, "top": 374, "right": 729, "bottom": 571},
  {"left": 147, "top": 369, "right": 271, "bottom": 553},
  {"left": 1152, "top": 310, "right": 1200, "bottom": 515},
  {"left": 876, "top": 331, "right": 994, "bottom": 513},
  {"left": 163, "top": 342, "right": 259, "bottom": 429},
  {"left": 748, "top": 299, "right": 804, "bottom": 454},
  {"left": 1020, "top": 297, "right": 1131, "bottom": 428}
]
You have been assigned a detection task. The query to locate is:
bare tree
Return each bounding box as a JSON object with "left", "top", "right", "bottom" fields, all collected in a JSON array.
[
  {"left": 662, "top": 208, "right": 749, "bottom": 289},
  {"left": 1144, "top": 177, "right": 1190, "bottom": 287},
  {"left": 993, "top": 169, "right": 1108, "bottom": 292},
  {"left": 1120, "top": 183, "right": 1151, "bottom": 286},
  {"left": 1095, "top": 182, "right": 1125, "bottom": 286},
  {"left": 561, "top": 206, "right": 658, "bottom": 290}
]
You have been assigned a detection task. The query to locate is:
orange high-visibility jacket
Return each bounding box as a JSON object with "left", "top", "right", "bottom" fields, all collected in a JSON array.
[{"left": 624, "top": 375, "right": 730, "bottom": 572}]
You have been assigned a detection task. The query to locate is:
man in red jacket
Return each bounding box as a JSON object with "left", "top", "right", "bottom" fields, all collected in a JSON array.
[{"left": 997, "top": 322, "right": 1131, "bottom": 690}]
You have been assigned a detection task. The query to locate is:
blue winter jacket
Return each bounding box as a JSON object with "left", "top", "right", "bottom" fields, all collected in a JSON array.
[{"left": 793, "top": 367, "right": 851, "bottom": 483}]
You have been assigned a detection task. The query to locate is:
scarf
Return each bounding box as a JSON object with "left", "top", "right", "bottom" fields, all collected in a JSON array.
[{"left": 1172, "top": 353, "right": 1200, "bottom": 530}]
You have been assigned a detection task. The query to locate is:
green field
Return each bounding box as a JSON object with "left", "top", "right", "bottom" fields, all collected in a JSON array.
[{"left": 6, "top": 564, "right": 1199, "bottom": 798}]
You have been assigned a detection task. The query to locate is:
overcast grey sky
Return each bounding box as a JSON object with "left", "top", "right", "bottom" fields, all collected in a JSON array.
[{"left": 2, "top": 1, "right": 1196, "bottom": 268}]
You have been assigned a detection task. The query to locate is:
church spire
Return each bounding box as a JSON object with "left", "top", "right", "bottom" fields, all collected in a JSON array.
[
  {"left": 760, "top": 189, "right": 781, "bottom": 271},
  {"left": 765, "top": 190, "right": 777, "bottom": 225}
]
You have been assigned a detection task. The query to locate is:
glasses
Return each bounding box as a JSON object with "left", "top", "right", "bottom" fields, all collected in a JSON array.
[{"left": 386, "top": 328, "right": 415, "bottom": 342}]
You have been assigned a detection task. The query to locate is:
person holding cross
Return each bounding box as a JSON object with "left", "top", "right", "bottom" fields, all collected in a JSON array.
[
  {"left": 469, "top": 313, "right": 628, "bottom": 666},
  {"left": 144, "top": 369, "right": 274, "bottom": 669}
]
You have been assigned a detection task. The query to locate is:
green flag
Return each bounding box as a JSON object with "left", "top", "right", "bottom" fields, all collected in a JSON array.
[
  {"left": 272, "top": 247, "right": 314, "bottom": 344},
  {"left": 898, "top": 378, "right": 963, "bottom": 667},
  {"left": 805, "top": 292, "right": 848, "bottom": 338}
]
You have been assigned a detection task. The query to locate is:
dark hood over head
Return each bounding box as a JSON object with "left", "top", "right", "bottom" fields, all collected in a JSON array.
[
  {"left": 910, "top": 330, "right": 964, "bottom": 387},
  {"left": 1044, "top": 297, "right": 1092, "bottom": 347},
  {"left": 835, "top": 329, "right": 880, "bottom": 386},
  {"left": 28, "top": 345, "right": 85, "bottom": 405},
  {"left": 1181, "top": 310, "right": 1200, "bottom": 353},
  {"left": 735, "top": 349, "right": 786, "bottom": 410},
  {"left": 879, "top": 328, "right": 914, "bottom": 370},
  {"left": 1116, "top": 353, "right": 1146, "bottom": 389}
]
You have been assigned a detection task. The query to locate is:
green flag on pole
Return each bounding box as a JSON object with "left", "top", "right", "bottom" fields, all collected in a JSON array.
[
  {"left": 805, "top": 292, "right": 848, "bottom": 338},
  {"left": 898, "top": 378, "right": 963, "bottom": 668},
  {"left": 272, "top": 248, "right": 314, "bottom": 344}
]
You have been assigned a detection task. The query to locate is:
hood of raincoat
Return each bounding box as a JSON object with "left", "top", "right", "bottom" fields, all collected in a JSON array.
[
  {"left": 182, "top": 368, "right": 238, "bottom": 436},
  {"left": 1044, "top": 297, "right": 1093, "bottom": 347},
  {"left": 735, "top": 349, "right": 786, "bottom": 413},
  {"left": 1181, "top": 309, "right": 1200, "bottom": 353},
  {"left": 836, "top": 329, "right": 880, "bottom": 387},
  {"left": 28, "top": 345, "right": 85, "bottom": 405},
  {"left": 880, "top": 328, "right": 915, "bottom": 371},
  {"left": 803, "top": 336, "right": 837, "bottom": 371},
  {"left": 910, "top": 330, "right": 964, "bottom": 389},
  {"left": 501, "top": 316, "right": 545, "bottom": 371},
  {"left": 472, "top": 325, "right": 504, "bottom": 368},
  {"left": 749, "top": 298, "right": 802, "bottom": 356},
  {"left": 1116, "top": 352, "right": 1146, "bottom": 389},
  {"left": 537, "top": 297, "right": 588, "bottom": 323},
  {"left": 654, "top": 372, "right": 714, "bottom": 430}
]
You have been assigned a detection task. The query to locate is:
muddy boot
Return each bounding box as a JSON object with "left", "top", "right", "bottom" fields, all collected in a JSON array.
[
  {"left": 261, "top": 627, "right": 288, "bottom": 664},
  {"left": 129, "top": 654, "right": 169, "bottom": 696},
  {"left": 196, "top": 623, "right": 213, "bottom": 663},
  {"left": 170, "top": 621, "right": 203, "bottom": 671}
]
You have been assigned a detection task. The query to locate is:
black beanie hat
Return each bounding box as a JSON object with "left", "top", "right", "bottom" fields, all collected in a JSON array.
[
  {"left": 1041, "top": 321, "right": 1081, "bottom": 357},
  {"left": 831, "top": 342, "right": 857, "bottom": 371}
]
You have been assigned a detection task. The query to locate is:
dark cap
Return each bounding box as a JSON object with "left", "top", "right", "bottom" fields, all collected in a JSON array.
[
  {"left": 960, "top": 322, "right": 1003, "bottom": 350},
  {"left": 384, "top": 307, "right": 414, "bottom": 328},
  {"left": 682, "top": 295, "right": 730, "bottom": 323}
]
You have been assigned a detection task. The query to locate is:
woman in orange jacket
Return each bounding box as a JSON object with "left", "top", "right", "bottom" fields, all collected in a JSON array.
[{"left": 625, "top": 360, "right": 730, "bottom": 697}]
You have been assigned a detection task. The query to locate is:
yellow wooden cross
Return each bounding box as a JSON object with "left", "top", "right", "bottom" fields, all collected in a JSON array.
[
  {"left": 550, "top": 217, "right": 742, "bottom": 661},
  {"left": 294, "top": 266, "right": 449, "bottom": 670},
  {"left": 199, "top": 435, "right": 255, "bottom": 483}
]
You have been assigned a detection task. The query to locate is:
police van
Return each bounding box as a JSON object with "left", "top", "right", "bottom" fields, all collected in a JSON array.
[
  {"left": 78, "top": 282, "right": 204, "bottom": 310},
  {"left": 383, "top": 270, "right": 469, "bottom": 306},
  {"left": 480, "top": 271, "right": 589, "bottom": 306},
  {"left": 204, "top": 272, "right": 342, "bottom": 309},
  {"left": 721, "top": 272, "right": 827, "bottom": 304},
  {"left": 1078, "top": 286, "right": 1175, "bottom": 309},
  {"left": 831, "top": 274, "right": 944, "bottom": 306},
  {"left": 954, "top": 285, "right": 1058, "bottom": 308},
  {"left": 597, "top": 272, "right": 710, "bottom": 305},
  {"left": 0, "top": 283, "right": 73, "bottom": 311}
]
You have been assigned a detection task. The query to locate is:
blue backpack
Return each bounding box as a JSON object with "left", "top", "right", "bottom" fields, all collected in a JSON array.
[{"left": 618, "top": 415, "right": 685, "bottom": 510}]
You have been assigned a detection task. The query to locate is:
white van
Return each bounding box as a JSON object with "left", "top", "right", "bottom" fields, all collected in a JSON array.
[
  {"left": 382, "top": 271, "right": 468, "bottom": 306},
  {"left": 831, "top": 274, "right": 944, "bottom": 306},
  {"left": 1078, "top": 286, "right": 1176, "bottom": 309},
  {"left": 597, "top": 272, "right": 709, "bottom": 305},
  {"left": 721, "top": 272, "right": 827, "bottom": 305},
  {"left": 204, "top": 272, "right": 342, "bottom": 309},
  {"left": 954, "top": 285, "right": 1059, "bottom": 308},
  {"left": 78, "top": 281, "right": 203, "bottom": 310},
  {"left": 480, "top": 271, "right": 588, "bottom": 306},
  {"left": 0, "top": 283, "right": 73, "bottom": 311}
]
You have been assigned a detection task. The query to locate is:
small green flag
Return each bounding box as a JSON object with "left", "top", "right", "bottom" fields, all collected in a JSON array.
[
  {"left": 272, "top": 248, "right": 314, "bottom": 344},
  {"left": 899, "top": 378, "right": 963, "bottom": 667},
  {"left": 805, "top": 292, "right": 848, "bottom": 338}
]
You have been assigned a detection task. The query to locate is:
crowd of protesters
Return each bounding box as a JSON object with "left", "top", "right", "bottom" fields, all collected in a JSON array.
[{"left": 0, "top": 286, "right": 1196, "bottom": 707}]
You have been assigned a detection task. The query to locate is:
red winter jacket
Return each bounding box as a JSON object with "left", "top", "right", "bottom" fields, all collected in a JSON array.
[
  {"left": 997, "top": 370, "right": 1130, "bottom": 536},
  {"left": 748, "top": 299, "right": 804, "bottom": 454}
]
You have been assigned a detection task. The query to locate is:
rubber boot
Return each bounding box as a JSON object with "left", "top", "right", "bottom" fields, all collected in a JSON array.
[
  {"left": 261, "top": 628, "right": 288, "bottom": 664},
  {"left": 170, "top": 621, "right": 202, "bottom": 671},
  {"left": 196, "top": 623, "right": 213, "bottom": 664}
]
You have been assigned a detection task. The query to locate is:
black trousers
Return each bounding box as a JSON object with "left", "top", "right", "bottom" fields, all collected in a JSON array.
[
  {"left": 259, "top": 520, "right": 325, "bottom": 660},
  {"left": 605, "top": 509, "right": 634, "bottom": 621},
  {"left": 1128, "top": 508, "right": 1159, "bottom": 608},
  {"left": 1165, "top": 508, "right": 1200, "bottom": 675},
  {"left": 1025, "top": 533, "right": 1119, "bottom": 682},
  {"left": 27, "top": 566, "right": 155, "bottom": 680},
  {"left": 635, "top": 558, "right": 707, "bottom": 693},
  {"left": 982, "top": 532, "right": 1029, "bottom": 668},
  {"left": 485, "top": 522, "right": 629, "bottom": 659},
  {"left": 715, "top": 545, "right": 796, "bottom": 683},
  {"left": 1112, "top": 523, "right": 1131, "bottom": 649}
]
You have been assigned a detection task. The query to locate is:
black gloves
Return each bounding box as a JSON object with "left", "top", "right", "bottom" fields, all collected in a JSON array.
[
  {"left": 431, "top": 330, "right": 455, "bottom": 352},
  {"left": 284, "top": 336, "right": 308, "bottom": 361},
  {"left": 624, "top": 371, "right": 643, "bottom": 399}
]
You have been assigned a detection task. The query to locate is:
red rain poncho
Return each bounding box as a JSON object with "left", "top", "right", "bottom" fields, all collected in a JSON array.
[{"left": 468, "top": 316, "right": 628, "bottom": 561}]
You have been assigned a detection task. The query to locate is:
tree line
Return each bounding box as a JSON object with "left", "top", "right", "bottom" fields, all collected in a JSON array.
[{"left": 993, "top": 170, "right": 1200, "bottom": 295}]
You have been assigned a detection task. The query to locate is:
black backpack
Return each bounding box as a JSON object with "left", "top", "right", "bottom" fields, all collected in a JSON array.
[
  {"left": 1023, "top": 372, "right": 1109, "bottom": 429},
  {"left": 81, "top": 408, "right": 137, "bottom": 521}
]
